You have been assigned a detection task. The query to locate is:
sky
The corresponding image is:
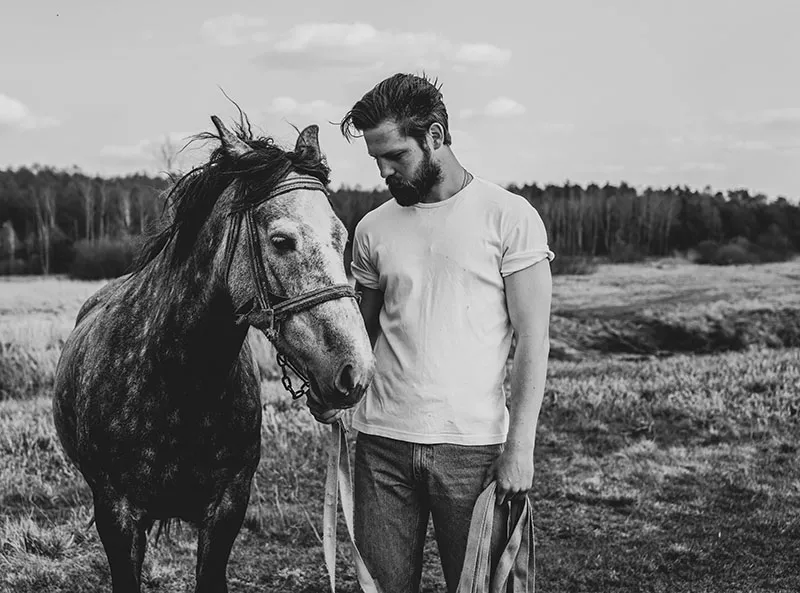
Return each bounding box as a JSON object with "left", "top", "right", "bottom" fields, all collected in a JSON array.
[{"left": 1, "top": 0, "right": 799, "bottom": 200}]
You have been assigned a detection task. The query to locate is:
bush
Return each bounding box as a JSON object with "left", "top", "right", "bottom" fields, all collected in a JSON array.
[
  {"left": 550, "top": 255, "right": 598, "bottom": 276},
  {"left": 693, "top": 234, "right": 794, "bottom": 266},
  {"left": 693, "top": 240, "right": 720, "bottom": 264},
  {"left": 0, "top": 258, "right": 28, "bottom": 275},
  {"left": 755, "top": 225, "right": 795, "bottom": 262},
  {"left": 68, "top": 238, "right": 139, "bottom": 280},
  {"left": 711, "top": 243, "right": 759, "bottom": 265},
  {"left": 608, "top": 241, "right": 645, "bottom": 263}
]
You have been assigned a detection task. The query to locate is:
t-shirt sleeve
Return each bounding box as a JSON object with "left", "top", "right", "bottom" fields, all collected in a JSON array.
[
  {"left": 500, "top": 197, "right": 555, "bottom": 277},
  {"left": 350, "top": 220, "right": 381, "bottom": 289}
]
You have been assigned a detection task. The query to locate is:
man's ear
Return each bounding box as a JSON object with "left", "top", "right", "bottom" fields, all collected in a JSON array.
[{"left": 428, "top": 123, "right": 445, "bottom": 150}]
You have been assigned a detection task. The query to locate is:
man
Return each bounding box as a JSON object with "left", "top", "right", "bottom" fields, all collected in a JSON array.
[{"left": 309, "top": 72, "right": 554, "bottom": 593}]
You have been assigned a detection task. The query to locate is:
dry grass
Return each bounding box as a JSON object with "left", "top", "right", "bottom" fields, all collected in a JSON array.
[{"left": 1, "top": 264, "right": 799, "bottom": 592}]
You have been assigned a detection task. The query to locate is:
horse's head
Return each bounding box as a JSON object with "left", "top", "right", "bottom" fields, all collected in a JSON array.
[{"left": 213, "top": 116, "right": 374, "bottom": 410}]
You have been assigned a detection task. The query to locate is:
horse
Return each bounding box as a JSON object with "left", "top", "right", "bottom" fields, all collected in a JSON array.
[{"left": 53, "top": 114, "right": 375, "bottom": 593}]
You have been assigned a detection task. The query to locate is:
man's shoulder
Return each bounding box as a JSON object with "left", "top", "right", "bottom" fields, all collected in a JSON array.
[
  {"left": 354, "top": 198, "right": 398, "bottom": 235},
  {"left": 472, "top": 177, "right": 534, "bottom": 211}
]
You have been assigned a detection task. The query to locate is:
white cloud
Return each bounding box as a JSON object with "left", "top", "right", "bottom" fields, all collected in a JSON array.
[
  {"left": 100, "top": 132, "right": 201, "bottom": 167},
  {"left": 540, "top": 122, "right": 575, "bottom": 133},
  {"left": 485, "top": 97, "right": 526, "bottom": 117},
  {"left": 721, "top": 107, "right": 800, "bottom": 128},
  {"left": 453, "top": 43, "right": 511, "bottom": 66},
  {"left": 264, "top": 96, "right": 342, "bottom": 121},
  {"left": 460, "top": 97, "right": 526, "bottom": 119},
  {"left": 274, "top": 22, "right": 381, "bottom": 52},
  {"left": 201, "top": 13, "right": 270, "bottom": 46},
  {"left": 0, "top": 94, "right": 59, "bottom": 130},
  {"left": 730, "top": 139, "right": 775, "bottom": 152},
  {"left": 679, "top": 162, "right": 726, "bottom": 172},
  {"left": 202, "top": 17, "right": 511, "bottom": 71},
  {"left": 264, "top": 22, "right": 457, "bottom": 70}
]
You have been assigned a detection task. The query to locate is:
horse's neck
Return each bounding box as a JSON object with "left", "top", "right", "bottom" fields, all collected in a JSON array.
[{"left": 135, "top": 217, "right": 246, "bottom": 370}]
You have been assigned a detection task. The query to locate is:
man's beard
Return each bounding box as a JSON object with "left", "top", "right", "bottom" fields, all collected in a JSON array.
[{"left": 386, "top": 149, "right": 443, "bottom": 207}]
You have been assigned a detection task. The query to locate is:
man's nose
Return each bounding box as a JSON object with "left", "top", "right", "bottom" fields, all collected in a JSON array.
[{"left": 377, "top": 158, "right": 394, "bottom": 179}]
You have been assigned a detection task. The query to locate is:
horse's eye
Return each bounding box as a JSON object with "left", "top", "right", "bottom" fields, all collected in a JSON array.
[{"left": 270, "top": 235, "right": 296, "bottom": 252}]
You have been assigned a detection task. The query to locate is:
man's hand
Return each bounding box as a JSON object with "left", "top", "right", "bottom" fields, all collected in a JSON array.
[
  {"left": 482, "top": 445, "right": 534, "bottom": 506},
  {"left": 306, "top": 400, "right": 346, "bottom": 424}
]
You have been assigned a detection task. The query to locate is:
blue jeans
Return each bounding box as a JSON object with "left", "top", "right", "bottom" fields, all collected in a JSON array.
[{"left": 354, "top": 432, "right": 508, "bottom": 593}]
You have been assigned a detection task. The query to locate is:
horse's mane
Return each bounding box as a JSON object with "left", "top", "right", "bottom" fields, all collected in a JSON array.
[{"left": 131, "top": 112, "right": 330, "bottom": 274}]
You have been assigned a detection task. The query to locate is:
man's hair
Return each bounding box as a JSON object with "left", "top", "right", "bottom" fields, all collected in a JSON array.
[{"left": 340, "top": 73, "right": 452, "bottom": 147}]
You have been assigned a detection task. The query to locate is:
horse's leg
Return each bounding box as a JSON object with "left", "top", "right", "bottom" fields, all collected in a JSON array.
[
  {"left": 194, "top": 469, "right": 255, "bottom": 593},
  {"left": 93, "top": 491, "right": 148, "bottom": 593}
]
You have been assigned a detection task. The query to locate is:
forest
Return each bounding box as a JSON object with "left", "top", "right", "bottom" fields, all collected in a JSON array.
[{"left": 0, "top": 165, "right": 797, "bottom": 277}]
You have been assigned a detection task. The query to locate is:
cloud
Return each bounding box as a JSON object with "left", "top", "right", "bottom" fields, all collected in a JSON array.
[
  {"left": 100, "top": 132, "right": 203, "bottom": 168},
  {"left": 202, "top": 17, "right": 511, "bottom": 71},
  {"left": 679, "top": 162, "right": 726, "bottom": 173},
  {"left": 262, "top": 22, "right": 504, "bottom": 71},
  {"left": 274, "top": 22, "right": 382, "bottom": 53},
  {"left": 201, "top": 13, "right": 270, "bottom": 46},
  {"left": 540, "top": 122, "right": 575, "bottom": 134},
  {"left": 453, "top": 43, "right": 512, "bottom": 67},
  {"left": 730, "top": 139, "right": 775, "bottom": 152},
  {"left": 264, "top": 97, "right": 343, "bottom": 121},
  {"left": 460, "top": 97, "right": 526, "bottom": 119},
  {"left": 721, "top": 107, "right": 800, "bottom": 130},
  {"left": 0, "top": 94, "right": 59, "bottom": 130}
]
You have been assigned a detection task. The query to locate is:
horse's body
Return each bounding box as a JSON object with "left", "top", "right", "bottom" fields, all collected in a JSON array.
[{"left": 53, "top": 116, "right": 374, "bottom": 592}]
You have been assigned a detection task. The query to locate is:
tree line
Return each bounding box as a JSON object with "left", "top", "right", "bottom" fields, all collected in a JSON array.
[{"left": 0, "top": 165, "right": 797, "bottom": 276}]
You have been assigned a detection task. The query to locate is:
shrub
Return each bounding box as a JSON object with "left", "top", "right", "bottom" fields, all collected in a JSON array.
[
  {"left": 711, "top": 243, "right": 759, "bottom": 265},
  {"left": 68, "top": 238, "right": 139, "bottom": 280},
  {"left": 608, "top": 241, "right": 645, "bottom": 263},
  {"left": 755, "top": 225, "right": 795, "bottom": 263},
  {"left": 692, "top": 240, "right": 720, "bottom": 264},
  {"left": 550, "top": 255, "right": 598, "bottom": 276},
  {"left": 0, "top": 258, "right": 28, "bottom": 275},
  {"left": 693, "top": 234, "right": 794, "bottom": 266}
]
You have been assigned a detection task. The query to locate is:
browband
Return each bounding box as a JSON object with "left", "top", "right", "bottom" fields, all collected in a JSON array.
[{"left": 252, "top": 175, "right": 328, "bottom": 207}]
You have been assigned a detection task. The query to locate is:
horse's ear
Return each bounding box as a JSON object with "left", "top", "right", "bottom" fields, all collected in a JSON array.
[
  {"left": 210, "top": 115, "right": 250, "bottom": 158},
  {"left": 295, "top": 124, "right": 321, "bottom": 160}
]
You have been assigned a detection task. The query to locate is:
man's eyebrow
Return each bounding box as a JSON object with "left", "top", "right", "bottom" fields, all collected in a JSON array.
[{"left": 369, "top": 149, "right": 406, "bottom": 159}]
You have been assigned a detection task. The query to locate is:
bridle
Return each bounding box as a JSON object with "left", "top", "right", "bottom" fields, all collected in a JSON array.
[{"left": 223, "top": 174, "right": 359, "bottom": 400}]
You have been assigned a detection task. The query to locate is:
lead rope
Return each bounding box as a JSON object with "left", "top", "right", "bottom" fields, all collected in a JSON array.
[
  {"left": 321, "top": 424, "right": 535, "bottom": 593},
  {"left": 324, "top": 420, "right": 381, "bottom": 593},
  {"left": 455, "top": 482, "right": 536, "bottom": 593}
]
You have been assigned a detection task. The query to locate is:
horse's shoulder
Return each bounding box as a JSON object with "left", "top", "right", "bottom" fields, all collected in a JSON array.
[{"left": 74, "top": 273, "right": 133, "bottom": 327}]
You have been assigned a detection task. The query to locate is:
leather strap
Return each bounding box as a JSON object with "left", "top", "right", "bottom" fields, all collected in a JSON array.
[
  {"left": 324, "top": 420, "right": 381, "bottom": 593},
  {"left": 456, "top": 482, "right": 536, "bottom": 593}
]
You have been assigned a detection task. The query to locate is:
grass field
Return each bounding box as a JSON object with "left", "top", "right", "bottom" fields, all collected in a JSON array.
[{"left": 1, "top": 259, "right": 799, "bottom": 592}]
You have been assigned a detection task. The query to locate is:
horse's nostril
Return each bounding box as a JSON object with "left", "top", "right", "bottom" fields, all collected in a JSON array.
[{"left": 336, "top": 363, "right": 357, "bottom": 394}]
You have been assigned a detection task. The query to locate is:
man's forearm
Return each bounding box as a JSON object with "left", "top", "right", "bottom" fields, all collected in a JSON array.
[{"left": 505, "top": 331, "right": 549, "bottom": 454}]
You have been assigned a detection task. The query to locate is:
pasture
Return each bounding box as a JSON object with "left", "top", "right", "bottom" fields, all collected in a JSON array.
[{"left": 1, "top": 259, "right": 799, "bottom": 592}]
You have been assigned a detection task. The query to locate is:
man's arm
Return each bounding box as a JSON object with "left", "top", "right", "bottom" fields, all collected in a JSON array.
[
  {"left": 483, "top": 258, "right": 552, "bottom": 504},
  {"left": 356, "top": 282, "right": 384, "bottom": 349}
]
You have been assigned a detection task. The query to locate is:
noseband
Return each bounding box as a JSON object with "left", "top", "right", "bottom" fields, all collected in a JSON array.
[{"left": 224, "top": 174, "right": 359, "bottom": 399}]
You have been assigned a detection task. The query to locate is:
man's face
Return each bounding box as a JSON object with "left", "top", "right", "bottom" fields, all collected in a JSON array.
[{"left": 363, "top": 121, "right": 442, "bottom": 207}]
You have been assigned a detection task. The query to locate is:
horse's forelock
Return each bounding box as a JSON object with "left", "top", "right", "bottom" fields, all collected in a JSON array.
[{"left": 131, "top": 117, "right": 330, "bottom": 274}]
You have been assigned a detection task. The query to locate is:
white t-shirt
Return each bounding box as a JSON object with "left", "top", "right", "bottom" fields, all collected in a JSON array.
[{"left": 349, "top": 176, "right": 555, "bottom": 445}]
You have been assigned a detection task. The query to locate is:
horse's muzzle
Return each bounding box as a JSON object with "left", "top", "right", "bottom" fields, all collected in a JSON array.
[{"left": 310, "top": 359, "right": 374, "bottom": 410}]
